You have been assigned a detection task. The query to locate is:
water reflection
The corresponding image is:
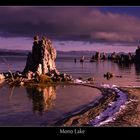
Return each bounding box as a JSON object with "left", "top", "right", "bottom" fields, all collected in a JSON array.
[
  {"left": 26, "top": 86, "right": 56, "bottom": 115},
  {"left": 134, "top": 63, "right": 140, "bottom": 75},
  {"left": 117, "top": 62, "right": 132, "bottom": 71}
]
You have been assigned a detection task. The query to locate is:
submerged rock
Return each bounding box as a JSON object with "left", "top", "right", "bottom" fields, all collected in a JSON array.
[
  {"left": 104, "top": 72, "right": 115, "bottom": 80},
  {"left": 87, "top": 77, "right": 95, "bottom": 84}
]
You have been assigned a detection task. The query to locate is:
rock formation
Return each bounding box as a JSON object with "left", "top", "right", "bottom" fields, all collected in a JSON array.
[
  {"left": 0, "top": 35, "right": 73, "bottom": 85},
  {"left": 134, "top": 46, "right": 140, "bottom": 63},
  {"left": 23, "top": 36, "right": 59, "bottom": 77},
  {"left": 21, "top": 35, "right": 72, "bottom": 83}
]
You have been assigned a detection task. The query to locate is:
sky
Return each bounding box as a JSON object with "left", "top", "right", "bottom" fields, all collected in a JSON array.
[{"left": 0, "top": 6, "right": 140, "bottom": 52}]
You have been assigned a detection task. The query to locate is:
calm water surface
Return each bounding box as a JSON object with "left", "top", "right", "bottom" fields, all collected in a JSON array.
[
  {"left": 0, "top": 84, "right": 101, "bottom": 126},
  {"left": 0, "top": 55, "right": 139, "bottom": 86},
  {"left": 0, "top": 54, "right": 139, "bottom": 126}
]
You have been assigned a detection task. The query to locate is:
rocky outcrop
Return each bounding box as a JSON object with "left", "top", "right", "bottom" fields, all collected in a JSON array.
[
  {"left": 23, "top": 36, "right": 59, "bottom": 76},
  {"left": 20, "top": 35, "right": 72, "bottom": 83}
]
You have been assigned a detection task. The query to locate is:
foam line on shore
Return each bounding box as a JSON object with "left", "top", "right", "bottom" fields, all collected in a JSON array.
[{"left": 89, "top": 84, "right": 129, "bottom": 126}]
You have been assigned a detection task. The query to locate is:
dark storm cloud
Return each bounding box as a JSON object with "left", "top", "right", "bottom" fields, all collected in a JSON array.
[{"left": 1, "top": 6, "right": 140, "bottom": 45}]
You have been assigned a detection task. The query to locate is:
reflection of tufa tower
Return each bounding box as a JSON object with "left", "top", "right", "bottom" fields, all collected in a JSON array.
[
  {"left": 23, "top": 35, "right": 59, "bottom": 76},
  {"left": 42, "top": 86, "right": 56, "bottom": 111},
  {"left": 26, "top": 86, "right": 56, "bottom": 114}
]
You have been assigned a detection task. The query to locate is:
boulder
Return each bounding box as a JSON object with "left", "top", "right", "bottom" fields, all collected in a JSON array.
[{"left": 104, "top": 72, "right": 115, "bottom": 80}]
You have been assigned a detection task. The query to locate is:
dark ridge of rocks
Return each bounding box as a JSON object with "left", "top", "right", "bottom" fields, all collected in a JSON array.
[{"left": 89, "top": 46, "right": 140, "bottom": 64}]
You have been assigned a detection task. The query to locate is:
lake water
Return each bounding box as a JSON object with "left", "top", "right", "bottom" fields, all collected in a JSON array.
[
  {"left": 0, "top": 54, "right": 139, "bottom": 126},
  {"left": 0, "top": 54, "right": 139, "bottom": 86},
  {"left": 0, "top": 84, "right": 101, "bottom": 126}
]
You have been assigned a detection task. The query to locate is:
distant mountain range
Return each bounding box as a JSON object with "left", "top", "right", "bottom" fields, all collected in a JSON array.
[
  {"left": 0, "top": 49, "right": 97, "bottom": 56},
  {"left": 0, "top": 49, "right": 134, "bottom": 56},
  {"left": 0, "top": 49, "right": 30, "bottom": 56}
]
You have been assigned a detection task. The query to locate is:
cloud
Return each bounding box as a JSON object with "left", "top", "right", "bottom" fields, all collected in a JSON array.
[
  {"left": 0, "top": 7, "right": 140, "bottom": 45},
  {"left": 93, "top": 32, "right": 135, "bottom": 42}
]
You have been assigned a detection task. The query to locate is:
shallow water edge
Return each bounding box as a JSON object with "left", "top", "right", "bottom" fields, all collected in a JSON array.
[{"left": 42, "top": 83, "right": 135, "bottom": 127}]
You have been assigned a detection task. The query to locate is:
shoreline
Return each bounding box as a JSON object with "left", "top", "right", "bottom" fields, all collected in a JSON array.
[
  {"left": 0, "top": 80, "right": 139, "bottom": 127},
  {"left": 103, "top": 87, "right": 140, "bottom": 127},
  {"left": 42, "top": 84, "right": 135, "bottom": 127},
  {"left": 53, "top": 86, "right": 116, "bottom": 127}
]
